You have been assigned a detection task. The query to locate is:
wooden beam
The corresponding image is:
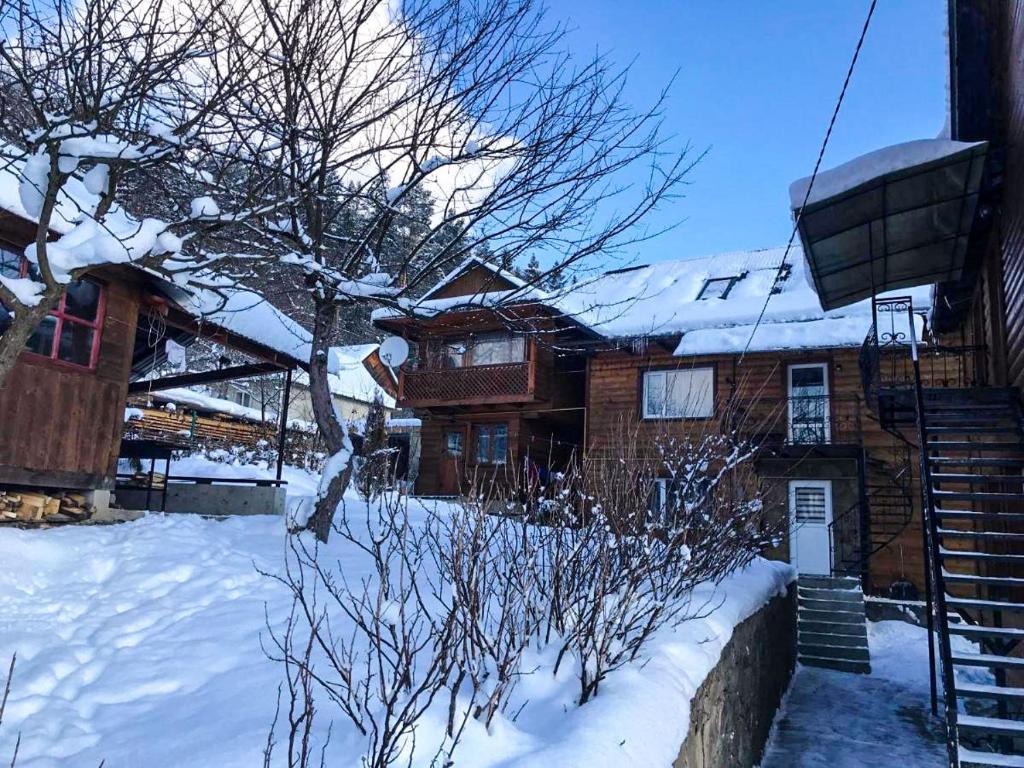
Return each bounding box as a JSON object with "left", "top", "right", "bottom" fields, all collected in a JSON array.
[{"left": 128, "top": 362, "right": 285, "bottom": 394}]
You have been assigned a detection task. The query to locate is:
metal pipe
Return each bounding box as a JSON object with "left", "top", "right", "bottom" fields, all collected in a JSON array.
[{"left": 276, "top": 367, "right": 293, "bottom": 482}]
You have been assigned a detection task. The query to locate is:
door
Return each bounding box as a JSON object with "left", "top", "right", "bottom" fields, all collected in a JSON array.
[
  {"left": 789, "top": 480, "right": 833, "bottom": 575},
  {"left": 788, "top": 363, "right": 830, "bottom": 444},
  {"left": 439, "top": 429, "right": 465, "bottom": 495}
]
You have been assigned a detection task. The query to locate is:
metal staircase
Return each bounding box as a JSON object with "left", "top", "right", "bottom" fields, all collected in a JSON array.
[{"left": 921, "top": 386, "right": 1024, "bottom": 768}]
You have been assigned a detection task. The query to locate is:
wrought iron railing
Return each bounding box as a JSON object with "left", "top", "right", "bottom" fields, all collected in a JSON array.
[
  {"left": 732, "top": 394, "right": 863, "bottom": 447},
  {"left": 398, "top": 360, "right": 535, "bottom": 406}
]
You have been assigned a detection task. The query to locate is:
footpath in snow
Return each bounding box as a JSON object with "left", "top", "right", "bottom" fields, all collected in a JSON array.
[
  {"left": 0, "top": 481, "right": 793, "bottom": 768},
  {"left": 760, "top": 619, "right": 982, "bottom": 767}
]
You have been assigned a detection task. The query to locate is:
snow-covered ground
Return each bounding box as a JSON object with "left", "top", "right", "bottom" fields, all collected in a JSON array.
[{"left": 0, "top": 479, "right": 793, "bottom": 768}]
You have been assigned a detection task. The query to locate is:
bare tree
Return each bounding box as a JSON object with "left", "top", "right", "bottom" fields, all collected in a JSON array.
[
  {"left": 0, "top": 0, "right": 279, "bottom": 383},
  {"left": 208, "top": 0, "right": 696, "bottom": 541}
]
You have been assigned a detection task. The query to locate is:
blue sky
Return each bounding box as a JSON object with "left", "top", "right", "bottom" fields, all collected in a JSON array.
[{"left": 557, "top": 0, "right": 948, "bottom": 262}]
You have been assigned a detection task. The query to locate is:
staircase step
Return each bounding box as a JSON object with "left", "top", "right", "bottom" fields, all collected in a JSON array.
[
  {"left": 949, "top": 624, "right": 1024, "bottom": 641},
  {"left": 958, "top": 681, "right": 1024, "bottom": 701},
  {"left": 797, "top": 620, "right": 867, "bottom": 637},
  {"left": 944, "top": 572, "right": 1024, "bottom": 588},
  {"left": 798, "top": 598, "right": 866, "bottom": 613},
  {"left": 797, "top": 575, "right": 861, "bottom": 590},
  {"left": 798, "top": 608, "right": 867, "bottom": 625},
  {"left": 941, "top": 548, "right": 1024, "bottom": 564},
  {"left": 959, "top": 746, "right": 1024, "bottom": 767},
  {"left": 952, "top": 652, "right": 1024, "bottom": 670},
  {"left": 937, "top": 510, "right": 1024, "bottom": 523},
  {"left": 947, "top": 596, "right": 1024, "bottom": 612},
  {"left": 934, "top": 489, "right": 1024, "bottom": 503},
  {"left": 933, "top": 473, "right": 1024, "bottom": 485},
  {"left": 798, "top": 631, "right": 868, "bottom": 648},
  {"left": 798, "top": 656, "right": 871, "bottom": 674},
  {"left": 928, "top": 442, "right": 1024, "bottom": 453},
  {"left": 931, "top": 457, "right": 1024, "bottom": 468},
  {"left": 939, "top": 528, "right": 1024, "bottom": 542},
  {"left": 928, "top": 426, "right": 1021, "bottom": 435},
  {"left": 797, "top": 586, "right": 865, "bottom": 604},
  {"left": 959, "top": 713, "right": 1024, "bottom": 737},
  {"left": 798, "top": 644, "right": 870, "bottom": 662}
]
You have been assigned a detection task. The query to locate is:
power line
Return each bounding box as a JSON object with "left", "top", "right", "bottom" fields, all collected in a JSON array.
[{"left": 738, "top": 0, "right": 879, "bottom": 363}]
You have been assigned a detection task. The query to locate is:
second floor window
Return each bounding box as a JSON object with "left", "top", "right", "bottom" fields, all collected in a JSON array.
[
  {"left": 474, "top": 423, "right": 508, "bottom": 464},
  {"left": 426, "top": 333, "right": 525, "bottom": 369},
  {"left": 642, "top": 367, "right": 714, "bottom": 419}
]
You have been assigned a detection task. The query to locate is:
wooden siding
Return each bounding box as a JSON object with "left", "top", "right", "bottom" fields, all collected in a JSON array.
[
  {"left": 426, "top": 265, "right": 519, "bottom": 300},
  {"left": 0, "top": 275, "right": 140, "bottom": 489}
]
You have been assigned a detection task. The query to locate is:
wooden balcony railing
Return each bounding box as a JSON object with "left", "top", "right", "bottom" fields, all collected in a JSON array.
[{"left": 398, "top": 360, "right": 536, "bottom": 407}]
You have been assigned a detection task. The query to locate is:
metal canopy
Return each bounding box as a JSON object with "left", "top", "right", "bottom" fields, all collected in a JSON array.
[{"left": 791, "top": 139, "right": 989, "bottom": 311}]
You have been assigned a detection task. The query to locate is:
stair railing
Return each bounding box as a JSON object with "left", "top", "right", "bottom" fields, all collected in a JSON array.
[{"left": 909, "top": 310, "right": 961, "bottom": 768}]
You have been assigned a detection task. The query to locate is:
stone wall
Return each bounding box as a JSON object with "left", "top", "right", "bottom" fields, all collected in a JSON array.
[{"left": 674, "top": 585, "right": 796, "bottom": 768}]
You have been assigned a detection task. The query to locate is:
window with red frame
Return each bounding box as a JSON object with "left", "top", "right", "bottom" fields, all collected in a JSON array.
[{"left": 0, "top": 247, "right": 105, "bottom": 370}]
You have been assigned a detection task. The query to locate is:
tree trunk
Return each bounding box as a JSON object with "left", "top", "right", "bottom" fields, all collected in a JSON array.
[
  {"left": 0, "top": 292, "right": 62, "bottom": 390},
  {"left": 304, "top": 297, "right": 355, "bottom": 542}
]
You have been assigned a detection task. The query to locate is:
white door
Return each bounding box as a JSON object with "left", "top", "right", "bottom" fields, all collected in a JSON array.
[
  {"left": 788, "top": 363, "right": 830, "bottom": 444},
  {"left": 789, "top": 480, "right": 833, "bottom": 575}
]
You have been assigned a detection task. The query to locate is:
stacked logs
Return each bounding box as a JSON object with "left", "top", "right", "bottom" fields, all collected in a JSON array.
[{"left": 0, "top": 490, "right": 94, "bottom": 523}]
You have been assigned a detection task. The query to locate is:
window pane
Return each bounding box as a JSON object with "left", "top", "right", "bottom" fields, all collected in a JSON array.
[
  {"left": 492, "top": 424, "right": 508, "bottom": 464},
  {"left": 57, "top": 321, "right": 95, "bottom": 366},
  {"left": 476, "top": 427, "right": 491, "bottom": 463},
  {"left": 64, "top": 280, "right": 100, "bottom": 322},
  {"left": 446, "top": 432, "right": 463, "bottom": 456},
  {"left": 644, "top": 371, "right": 666, "bottom": 417},
  {"left": 471, "top": 334, "right": 524, "bottom": 366},
  {"left": 659, "top": 368, "right": 714, "bottom": 418},
  {"left": 0, "top": 249, "right": 20, "bottom": 279},
  {"left": 791, "top": 366, "right": 826, "bottom": 395},
  {"left": 26, "top": 316, "right": 57, "bottom": 357}
]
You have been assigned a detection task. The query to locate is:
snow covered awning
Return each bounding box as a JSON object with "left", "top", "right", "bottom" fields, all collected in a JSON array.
[{"left": 790, "top": 139, "right": 989, "bottom": 311}]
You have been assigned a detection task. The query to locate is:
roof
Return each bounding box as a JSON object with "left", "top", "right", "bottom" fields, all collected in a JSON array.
[
  {"left": 374, "top": 246, "right": 932, "bottom": 356},
  {"left": 147, "top": 387, "right": 274, "bottom": 422},
  {"left": 292, "top": 344, "right": 396, "bottom": 408},
  {"left": 0, "top": 142, "right": 312, "bottom": 368}
]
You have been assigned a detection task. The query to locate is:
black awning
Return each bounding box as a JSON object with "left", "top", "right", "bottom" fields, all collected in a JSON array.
[{"left": 790, "top": 139, "right": 989, "bottom": 311}]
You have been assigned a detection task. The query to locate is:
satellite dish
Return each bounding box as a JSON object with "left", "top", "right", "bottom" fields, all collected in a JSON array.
[{"left": 379, "top": 336, "right": 409, "bottom": 367}]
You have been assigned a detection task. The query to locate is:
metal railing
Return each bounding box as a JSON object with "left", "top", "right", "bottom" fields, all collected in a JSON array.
[{"left": 732, "top": 394, "right": 863, "bottom": 447}]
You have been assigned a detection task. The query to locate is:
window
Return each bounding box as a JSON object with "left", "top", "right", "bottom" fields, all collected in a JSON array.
[
  {"left": 428, "top": 339, "right": 467, "bottom": 369},
  {"left": 0, "top": 251, "right": 105, "bottom": 370},
  {"left": 642, "top": 367, "right": 714, "bottom": 419},
  {"left": 470, "top": 334, "right": 525, "bottom": 366},
  {"left": 445, "top": 431, "right": 464, "bottom": 457},
  {"left": 473, "top": 423, "right": 508, "bottom": 464},
  {"left": 232, "top": 389, "right": 253, "bottom": 408},
  {"left": 697, "top": 275, "right": 743, "bottom": 300},
  {"left": 24, "top": 279, "right": 104, "bottom": 369},
  {"left": 787, "top": 363, "right": 830, "bottom": 444}
]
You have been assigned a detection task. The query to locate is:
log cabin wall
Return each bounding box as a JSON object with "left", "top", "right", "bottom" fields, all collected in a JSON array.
[
  {"left": 584, "top": 343, "right": 960, "bottom": 594},
  {"left": 0, "top": 268, "right": 140, "bottom": 490}
]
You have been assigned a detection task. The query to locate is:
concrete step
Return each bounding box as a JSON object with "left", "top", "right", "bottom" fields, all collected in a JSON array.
[
  {"left": 797, "top": 575, "right": 861, "bottom": 590},
  {"left": 798, "top": 656, "right": 871, "bottom": 674},
  {"left": 797, "top": 586, "right": 864, "bottom": 604},
  {"left": 798, "top": 631, "right": 868, "bottom": 648},
  {"left": 797, "top": 643, "right": 870, "bottom": 662},
  {"left": 798, "top": 620, "right": 867, "bottom": 637},
  {"left": 798, "top": 608, "right": 867, "bottom": 625},
  {"left": 798, "top": 598, "right": 866, "bottom": 613}
]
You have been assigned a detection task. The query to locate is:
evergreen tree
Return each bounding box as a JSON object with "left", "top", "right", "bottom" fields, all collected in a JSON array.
[{"left": 356, "top": 394, "right": 391, "bottom": 499}]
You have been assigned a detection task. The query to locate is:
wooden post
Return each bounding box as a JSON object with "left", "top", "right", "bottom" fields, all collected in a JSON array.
[{"left": 276, "top": 367, "right": 293, "bottom": 481}]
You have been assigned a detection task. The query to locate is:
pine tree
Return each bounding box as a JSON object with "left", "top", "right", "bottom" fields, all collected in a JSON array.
[
  {"left": 519, "top": 254, "right": 542, "bottom": 285},
  {"left": 356, "top": 394, "right": 391, "bottom": 499}
]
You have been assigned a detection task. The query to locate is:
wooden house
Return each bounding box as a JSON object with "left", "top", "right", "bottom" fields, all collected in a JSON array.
[
  {"left": 0, "top": 206, "right": 311, "bottom": 517},
  {"left": 373, "top": 249, "right": 949, "bottom": 596},
  {"left": 287, "top": 344, "right": 398, "bottom": 427}
]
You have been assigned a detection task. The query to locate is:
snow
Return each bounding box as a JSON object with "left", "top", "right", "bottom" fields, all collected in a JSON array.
[
  {"left": 373, "top": 247, "right": 931, "bottom": 357},
  {"left": 388, "top": 417, "right": 422, "bottom": 428},
  {"left": 0, "top": 275, "right": 45, "bottom": 306},
  {"left": 293, "top": 344, "right": 396, "bottom": 408},
  {"left": 190, "top": 196, "right": 220, "bottom": 219},
  {"left": 0, "top": 491, "right": 792, "bottom": 768},
  {"left": 147, "top": 387, "right": 276, "bottom": 422},
  {"left": 789, "top": 139, "right": 987, "bottom": 208}
]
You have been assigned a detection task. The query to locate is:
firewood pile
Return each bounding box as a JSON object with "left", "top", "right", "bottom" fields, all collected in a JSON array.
[
  {"left": 0, "top": 490, "right": 94, "bottom": 523},
  {"left": 121, "top": 471, "right": 166, "bottom": 489}
]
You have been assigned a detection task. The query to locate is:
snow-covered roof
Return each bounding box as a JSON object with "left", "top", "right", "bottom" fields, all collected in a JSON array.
[
  {"left": 164, "top": 280, "right": 313, "bottom": 366},
  {"left": 374, "top": 246, "right": 932, "bottom": 356},
  {"left": 146, "top": 387, "right": 275, "bottom": 422},
  {"left": 293, "top": 344, "right": 396, "bottom": 408},
  {"left": 789, "top": 139, "right": 987, "bottom": 208}
]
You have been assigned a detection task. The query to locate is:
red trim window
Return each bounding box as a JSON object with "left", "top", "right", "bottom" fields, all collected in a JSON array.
[{"left": 0, "top": 247, "right": 106, "bottom": 371}]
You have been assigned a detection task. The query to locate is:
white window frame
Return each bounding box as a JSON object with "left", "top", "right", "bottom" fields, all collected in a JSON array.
[
  {"left": 787, "top": 362, "right": 830, "bottom": 444},
  {"left": 642, "top": 367, "right": 714, "bottom": 420}
]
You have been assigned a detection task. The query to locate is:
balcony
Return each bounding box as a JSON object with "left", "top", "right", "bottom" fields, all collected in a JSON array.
[
  {"left": 398, "top": 360, "right": 537, "bottom": 407},
  {"left": 732, "top": 394, "right": 863, "bottom": 451}
]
